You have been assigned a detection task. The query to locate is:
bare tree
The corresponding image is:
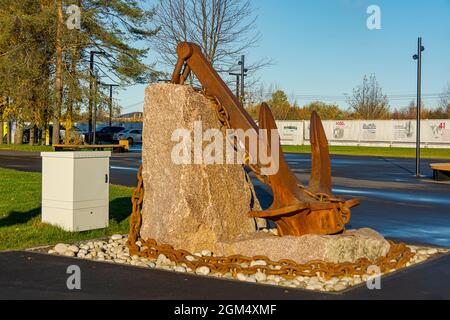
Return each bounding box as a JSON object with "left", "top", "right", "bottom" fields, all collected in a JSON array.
[
  {"left": 439, "top": 83, "right": 450, "bottom": 113},
  {"left": 153, "top": 0, "right": 267, "bottom": 74},
  {"left": 346, "top": 74, "right": 390, "bottom": 120}
]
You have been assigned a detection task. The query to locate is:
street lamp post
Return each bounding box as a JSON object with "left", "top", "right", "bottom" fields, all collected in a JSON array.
[
  {"left": 228, "top": 72, "right": 240, "bottom": 99},
  {"left": 238, "top": 55, "right": 248, "bottom": 104},
  {"left": 413, "top": 37, "right": 425, "bottom": 177},
  {"left": 92, "top": 72, "right": 99, "bottom": 145},
  {"left": 230, "top": 56, "right": 248, "bottom": 104},
  {"left": 100, "top": 83, "right": 120, "bottom": 127},
  {"left": 89, "top": 50, "right": 106, "bottom": 144}
]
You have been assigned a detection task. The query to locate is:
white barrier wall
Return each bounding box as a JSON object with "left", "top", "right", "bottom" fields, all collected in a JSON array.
[
  {"left": 276, "top": 119, "right": 450, "bottom": 148},
  {"left": 276, "top": 121, "right": 304, "bottom": 146}
]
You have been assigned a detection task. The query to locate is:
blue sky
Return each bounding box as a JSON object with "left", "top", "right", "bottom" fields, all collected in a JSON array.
[{"left": 116, "top": 0, "right": 450, "bottom": 114}]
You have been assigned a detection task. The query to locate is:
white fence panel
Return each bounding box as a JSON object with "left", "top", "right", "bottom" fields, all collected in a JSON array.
[
  {"left": 276, "top": 121, "right": 303, "bottom": 146},
  {"left": 287, "top": 119, "right": 450, "bottom": 148}
]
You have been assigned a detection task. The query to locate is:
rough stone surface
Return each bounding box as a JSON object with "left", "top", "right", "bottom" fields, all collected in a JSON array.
[
  {"left": 140, "top": 84, "right": 263, "bottom": 253},
  {"left": 216, "top": 228, "right": 391, "bottom": 264}
]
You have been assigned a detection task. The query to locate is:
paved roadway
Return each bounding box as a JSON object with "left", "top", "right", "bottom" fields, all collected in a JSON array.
[
  {"left": 0, "top": 251, "right": 449, "bottom": 300},
  {"left": 0, "top": 148, "right": 449, "bottom": 247}
]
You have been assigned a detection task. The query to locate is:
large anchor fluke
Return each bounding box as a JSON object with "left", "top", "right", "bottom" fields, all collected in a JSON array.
[{"left": 310, "top": 111, "right": 332, "bottom": 195}]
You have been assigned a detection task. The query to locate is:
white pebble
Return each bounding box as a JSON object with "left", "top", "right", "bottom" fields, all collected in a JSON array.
[
  {"left": 111, "top": 234, "right": 123, "bottom": 241},
  {"left": 185, "top": 255, "right": 196, "bottom": 262},
  {"left": 201, "top": 250, "right": 213, "bottom": 257},
  {"left": 63, "top": 250, "right": 75, "bottom": 257},
  {"left": 236, "top": 273, "right": 248, "bottom": 281},
  {"left": 333, "top": 283, "right": 347, "bottom": 291},
  {"left": 196, "top": 266, "right": 210, "bottom": 275},
  {"left": 250, "top": 260, "right": 267, "bottom": 267},
  {"left": 255, "top": 271, "right": 267, "bottom": 282},
  {"left": 308, "top": 277, "right": 320, "bottom": 285},
  {"left": 68, "top": 245, "right": 79, "bottom": 253},
  {"left": 156, "top": 254, "right": 170, "bottom": 265},
  {"left": 175, "top": 266, "right": 187, "bottom": 273},
  {"left": 267, "top": 275, "right": 282, "bottom": 283},
  {"left": 54, "top": 244, "right": 68, "bottom": 254}
]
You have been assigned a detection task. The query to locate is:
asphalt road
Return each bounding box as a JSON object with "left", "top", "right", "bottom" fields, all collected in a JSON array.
[
  {"left": 0, "top": 149, "right": 449, "bottom": 247},
  {"left": 1, "top": 251, "right": 449, "bottom": 300}
]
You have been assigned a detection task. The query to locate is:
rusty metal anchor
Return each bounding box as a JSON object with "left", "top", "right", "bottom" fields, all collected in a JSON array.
[{"left": 171, "top": 42, "right": 359, "bottom": 236}]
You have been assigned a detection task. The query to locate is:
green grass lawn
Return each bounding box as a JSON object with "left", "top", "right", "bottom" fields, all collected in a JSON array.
[
  {"left": 0, "top": 144, "right": 53, "bottom": 152},
  {"left": 0, "top": 167, "right": 133, "bottom": 251},
  {"left": 282, "top": 145, "right": 450, "bottom": 160}
]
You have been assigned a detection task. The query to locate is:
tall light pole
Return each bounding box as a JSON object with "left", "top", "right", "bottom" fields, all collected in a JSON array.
[
  {"left": 230, "top": 56, "right": 248, "bottom": 104},
  {"left": 229, "top": 72, "right": 240, "bottom": 99},
  {"left": 92, "top": 71, "right": 99, "bottom": 145},
  {"left": 413, "top": 37, "right": 425, "bottom": 177},
  {"left": 89, "top": 50, "right": 106, "bottom": 144},
  {"left": 238, "top": 55, "right": 248, "bottom": 104},
  {"left": 100, "top": 83, "right": 120, "bottom": 127}
]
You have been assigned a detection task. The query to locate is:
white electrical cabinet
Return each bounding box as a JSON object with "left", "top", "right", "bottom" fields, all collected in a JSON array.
[{"left": 41, "top": 152, "right": 111, "bottom": 232}]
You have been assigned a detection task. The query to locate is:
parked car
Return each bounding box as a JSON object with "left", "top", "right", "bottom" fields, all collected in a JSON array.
[
  {"left": 85, "top": 126, "right": 125, "bottom": 144},
  {"left": 114, "top": 129, "right": 142, "bottom": 145}
]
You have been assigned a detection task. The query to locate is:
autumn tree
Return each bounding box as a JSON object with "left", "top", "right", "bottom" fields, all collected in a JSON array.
[
  {"left": 347, "top": 74, "right": 390, "bottom": 120},
  {"left": 0, "top": 0, "right": 54, "bottom": 144},
  {"left": 298, "top": 101, "right": 347, "bottom": 120},
  {"left": 439, "top": 83, "right": 450, "bottom": 118},
  {"left": 0, "top": 0, "right": 159, "bottom": 144}
]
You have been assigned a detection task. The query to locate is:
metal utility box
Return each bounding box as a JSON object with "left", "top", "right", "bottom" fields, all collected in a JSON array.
[{"left": 41, "top": 152, "right": 111, "bottom": 232}]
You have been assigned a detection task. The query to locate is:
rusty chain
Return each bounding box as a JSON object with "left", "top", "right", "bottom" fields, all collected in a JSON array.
[{"left": 127, "top": 95, "right": 414, "bottom": 280}]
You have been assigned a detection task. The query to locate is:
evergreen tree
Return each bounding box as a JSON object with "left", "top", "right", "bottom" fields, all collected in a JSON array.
[{"left": 0, "top": 0, "right": 159, "bottom": 144}]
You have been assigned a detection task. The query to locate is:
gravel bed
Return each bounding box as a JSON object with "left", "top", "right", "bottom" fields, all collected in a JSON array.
[{"left": 42, "top": 234, "right": 449, "bottom": 292}]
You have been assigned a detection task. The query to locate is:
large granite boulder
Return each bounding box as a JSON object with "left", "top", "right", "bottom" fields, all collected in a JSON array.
[{"left": 140, "top": 84, "right": 263, "bottom": 253}]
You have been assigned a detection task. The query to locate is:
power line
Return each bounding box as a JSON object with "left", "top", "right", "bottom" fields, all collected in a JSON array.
[{"left": 122, "top": 101, "right": 144, "bottom": 111}]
